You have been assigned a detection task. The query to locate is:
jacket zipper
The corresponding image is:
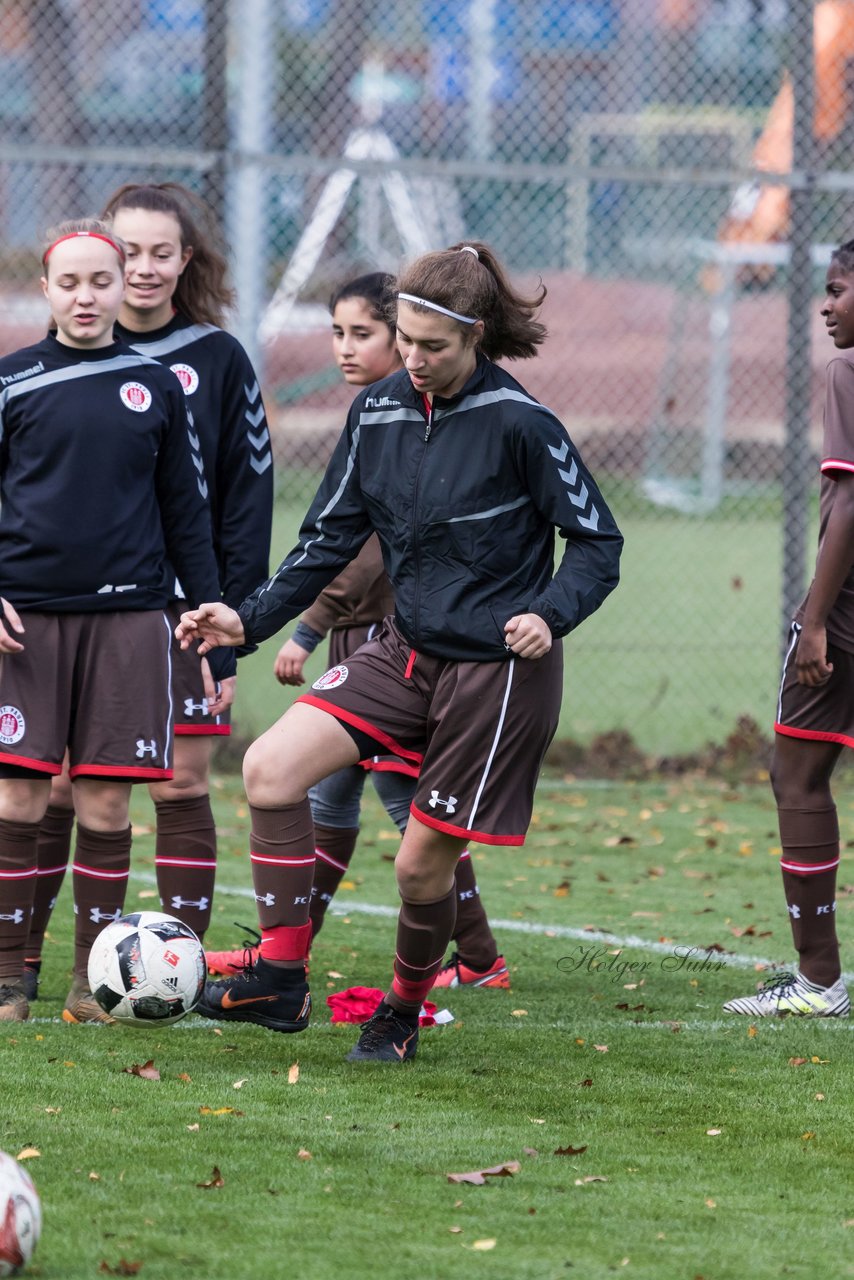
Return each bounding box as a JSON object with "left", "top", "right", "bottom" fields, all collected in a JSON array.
[{"left": 411, "top": 397, "right": 433, "bottom": 640}]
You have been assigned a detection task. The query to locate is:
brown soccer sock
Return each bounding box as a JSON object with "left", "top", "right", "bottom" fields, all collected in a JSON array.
[
  {"left": 778, "top": 806, "right": 841, "bottom": 987},
  {"left": 154, "top": 795, "right": 217, "bottom": 938},
  {"left": 71, "top": 824, "right": 132, "bottom": 981},
  {"left": 250, "top": 801, "right": 316, "bottom": 969},
  {"left": 26, "top": 804, "right": 75, "bottom": 964},
  {"left": 451, "top": 851, "right": 500, "bottom": 970},
  {"left": 309, "top": 823, "right": 359, "bottom": 939},
  {"left": 387, "top": 887, "right": 457, "bottom": 1017},
  {"left": 0, "top": 818, "right": 40, "bottom": 983}
]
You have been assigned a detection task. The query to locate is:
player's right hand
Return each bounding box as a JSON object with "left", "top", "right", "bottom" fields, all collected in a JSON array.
[
  {"left": 0, "top": 597, "right": 25, "bottom": 653},
  {"left": 176, "top": 602, "right": 245, "bottom": 654},
  {"left": 273, "top": 638, "right": 310, "bottom": 686},
  {"left": 795, "top": 623, "right": 833, "bottom": 687}
]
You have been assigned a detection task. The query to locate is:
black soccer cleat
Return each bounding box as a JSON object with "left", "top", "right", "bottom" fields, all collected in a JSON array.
[
  {"left": 346, "top": 1002, "right": 419, "bottom": 1062},
  {"left": 194, "top": 956, "right": 310, "bottom": 1033}
]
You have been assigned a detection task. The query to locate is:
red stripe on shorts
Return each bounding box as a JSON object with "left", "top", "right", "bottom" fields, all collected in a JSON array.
[
  {"left": 68, "top": 764, "right": 173, "bottom": 779},
  {"left": 175, "top": 724, "right": 231, "bottom": 736},
  {"left": 410, "top": 801, "right": 525, "bottom": 846},
  {"left": 774, "top": 723, "right": 854, "bottom": 750},
  {"left": 0, "top": 752, "right": 61, "bottom": 774},
  {"left": 361, "top": 758, "right": 420, "bottom": 778},
  {"left": 296, "top": 695, "right": 423, "bottom": 764}
]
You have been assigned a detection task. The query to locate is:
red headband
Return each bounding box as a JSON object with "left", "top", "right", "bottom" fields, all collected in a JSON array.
[{"left": 42, "top": 231, "right": 125, "bottom": 267}]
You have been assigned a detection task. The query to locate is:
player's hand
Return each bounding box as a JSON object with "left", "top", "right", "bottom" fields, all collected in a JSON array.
[
  {"left": 504, "top": 612, "right": 552, "bottom": 659},
  {"left": 176, "top": 603, "right": 245, "bottom": 654},
  {"left": 795, "top": 624, "right": 833, "bottom": 687},
  {"left": 0, "top": 597, "right": 25, "bottom": 653},
  {"left": 201, "top": 660, "right": 236, "bottom": 717},
  {"left": 273, "top": 638, "right": 310, "bottom": 686}
]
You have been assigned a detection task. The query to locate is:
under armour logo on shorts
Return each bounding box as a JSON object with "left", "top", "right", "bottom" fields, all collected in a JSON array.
[
  {"left": 184, "top": 698, "right": 209, "bottom": 716},
  {"left": 136, "top": 738, "right": 158, "bottom": 758},
  {"left": 429, "top": 790, "right": 458, "bottom": 815}
]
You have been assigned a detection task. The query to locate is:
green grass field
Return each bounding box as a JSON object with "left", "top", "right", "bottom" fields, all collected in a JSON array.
[{"left": 4, "top": 771, "right": 854, "bottom": 1279}]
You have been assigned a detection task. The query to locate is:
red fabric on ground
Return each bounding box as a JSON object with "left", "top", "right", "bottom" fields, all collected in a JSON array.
[{"left": 326, "top": 985, "right": 438, "bottom": 1027}]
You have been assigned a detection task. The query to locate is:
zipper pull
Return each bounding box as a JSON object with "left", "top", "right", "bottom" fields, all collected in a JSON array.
[{"left": 424, "top": 422, "right": 431, "bottom": 442}]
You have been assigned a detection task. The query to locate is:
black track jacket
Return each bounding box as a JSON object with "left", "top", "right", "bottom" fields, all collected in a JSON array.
[{"left": 238, "top": 355, "right": 623, "bottom": 662}]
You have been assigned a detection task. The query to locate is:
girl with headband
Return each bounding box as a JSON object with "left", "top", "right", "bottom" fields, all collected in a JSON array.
[
  {"left": 205, "top": 271, "right": 510, "bottom": 992},
  {"left": 20, "top": 183, "right": 274, "bottom": 1006},
  {"left": 177, "top": 241, "right": 623, "bottom": 1062},
  {"left": 0, "top": 218, "right": 231, "bottom": 1023}
]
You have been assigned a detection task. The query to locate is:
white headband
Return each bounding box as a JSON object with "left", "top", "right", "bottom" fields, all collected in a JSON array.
[{"left": 397, "top": 292, "right": 478, "bottom": 325}]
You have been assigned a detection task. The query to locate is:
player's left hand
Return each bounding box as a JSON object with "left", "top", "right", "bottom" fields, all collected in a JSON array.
[
  {"left": 176, "top": 602, "right": 245, "bottom": 653},
  {"left": 201, "top": 660, "right": 236, "bottom": 717},
  {"left": 504, "top": 613, "right": 552, "bottom": 659},
  {"left": 0, "top": 597, "right": 25, "bottom": 654}
]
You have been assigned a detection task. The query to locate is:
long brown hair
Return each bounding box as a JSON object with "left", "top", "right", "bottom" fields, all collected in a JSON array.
[
  {"left": 392, "top": 242, "right": 547, "bottom": 360},
  {"left": 100, "top": 182, "right": 235, "bottom": 327}
]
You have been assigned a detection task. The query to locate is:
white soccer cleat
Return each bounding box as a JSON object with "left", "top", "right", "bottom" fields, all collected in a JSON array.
[{"left": 723, "top": 971, "right": 850, "bottom": 1018}]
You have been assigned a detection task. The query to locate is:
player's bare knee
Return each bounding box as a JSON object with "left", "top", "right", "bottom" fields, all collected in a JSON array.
[
  {"left": 243, "top": 738, "right": 295, "bottom": 807},
  {"left": 72, "top": 780, "right": 130, "bottom": 832}
]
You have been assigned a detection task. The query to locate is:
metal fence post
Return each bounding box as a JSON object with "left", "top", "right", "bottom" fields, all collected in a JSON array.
[{"left": 781, "top": 1, "right": 817, "bottom": 643}]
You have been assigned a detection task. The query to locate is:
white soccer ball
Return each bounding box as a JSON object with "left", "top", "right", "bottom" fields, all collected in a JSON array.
[
  {"left": 87, "top": 911, "right": 206, "bottom": 1026},
  {"left": 0, "top": 1151, "right": 41, "bottom": 1277}
]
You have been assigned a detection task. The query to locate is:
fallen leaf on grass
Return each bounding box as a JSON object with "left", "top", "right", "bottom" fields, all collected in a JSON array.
[
  {"left": 705, "top": 1129, "right": 722, "bottom": 1136},
  {"left": 811, "top": 1056, "right": 829, "bottom": 1064},
  {"left": 297, "top": 1149, "right": 312, "bottom": 1160},
  {"left": 801, "top": 1132, "right": 815, "bottom": 1141},
  {"left": 177, "top": 1073, "right": 192, "bottom": 1084},
  {"left": 89, "top": 1172, "right": 100, "bottom": 1181},
  {"left": 288, "top": 1063, "right": 299, "bottom": 1085},
  {"left": 122, "top": 1060, "right": 160, "bottom": 1082},
  {"left": 510, "top": 1009, "right": 528, "bottom": 1017},
  {"left": 196, "top": 1167, "right": 225, "bottom": 1189},
  {"left": 470, "top": 1240, "right": 496, "bottom": 1251},
  {"left": 578, "top": 1078, "right": 594, "bottom": 1088},
  {"left": 449, "top": 1226, "right": 462, "bottom": 1234},
  {"left": 788, "top": 1057, "right": 809, "bottom": 1067},
  {"left": 705, "top": 1199, "right": 717, "bottom": 1210},
  {"left": 554, "top": 1145, "right": 587, "bottom": 1156},
  {"left": 594, "top": 1044, "right": 609, "bottom": 1052},
  {"left": 574, "top": 1176, "right": 607, "bottom": 1185},
  {"left": 522, "top": 1147, "right": 538, "bottom": 1157},
  {"left": 748, "top": 1026, "right": 757, "bottom": 1038},
  {"left": 16, "top": 1148, "right": 40, "bottom": 1161},
  {"left": 232, "top": 1079, "right": 248, "bottom": 1090},
  {"left": 186, "top": 1124, "right": 199, "bottom": 1132},
  {"left": 446, "top": 1161, "right": 521, "bottom": 1185},
  {"left": 98, "top": 1261, "right": 143, "bottom": 1276},
  {"left": 199, "top": 1107, "right": 243, "bottom": 1116}
]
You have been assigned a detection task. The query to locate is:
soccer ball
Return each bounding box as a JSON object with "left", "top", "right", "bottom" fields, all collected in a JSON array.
[
  {"left": 87, "top": 911, "right": 206, "bottom": 1026},
  {"left": 0, "top": 1151, "right": 41, "bottom": 1277}
]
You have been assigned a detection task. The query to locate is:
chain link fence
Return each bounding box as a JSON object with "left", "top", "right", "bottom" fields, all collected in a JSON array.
[{"left": 1, "top": 0, "right": 849, "bottom": 755}]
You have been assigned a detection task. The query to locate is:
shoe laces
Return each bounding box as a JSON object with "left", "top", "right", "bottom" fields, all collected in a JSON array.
[
  {"left": 758, "top": 971, "right": 797, "bottom": 995},
  {"left": 357, "top": 1009, "right": 412, "bottom": 1047},
  {"left": 227, "top": 921, "right": 262, "bottom": 973}
]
